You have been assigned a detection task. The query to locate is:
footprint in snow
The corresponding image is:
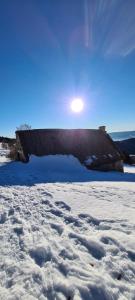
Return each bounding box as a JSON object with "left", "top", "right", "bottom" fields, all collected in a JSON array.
[
  {"left": 0, "top": 212, "right": 7, "bottom": 224},
  {"left": 41, "top": 191, "right": 53, "bottom": 198},
  {"left": 41, "top": 199, "right": 53, "bottom": 208},
  {"left": 55, "top": 201, "right": 71, "bottom": 212},
  {"left": 49, "top": 208, "right": 63, "bottom": 218},
  {"left": 14, "top": 226, "right": 23, "bottom": 236},
  {"left": 69, "top": 232, "right": 105, "bottom": 260},
  {"left": 29, "top": 245, "right": 52, "bottom": 267},
  {"left": 64, "top": 215, "right": 83, "bottom": 227},
  {"left": 50, "top": 222, "right": 64, "bottom": 235},
  {"left": 78, "top": 213, "right": 100, "bottom": 226},
  {"left": 100, "top": 235, "right": 135, "bottom": 262},
  {"left": 8, "top": 208, "right": 14, "bottom": 216}
]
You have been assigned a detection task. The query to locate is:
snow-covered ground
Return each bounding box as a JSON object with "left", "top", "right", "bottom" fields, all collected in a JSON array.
[
  {"left": 0, "top": 143, "right": 9, "bottom": 165},
  {"left": 0, "top": 154, "right": 135, "bottom": 300}
]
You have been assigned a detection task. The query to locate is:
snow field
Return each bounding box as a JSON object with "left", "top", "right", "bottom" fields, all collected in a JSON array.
[{"left": 0, "top": 155, "right": 135, "bottom": 299}]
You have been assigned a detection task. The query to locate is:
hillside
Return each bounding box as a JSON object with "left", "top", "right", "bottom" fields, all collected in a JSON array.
[{"left": 115, "top": 138, "right": 135, "bottom": 155}]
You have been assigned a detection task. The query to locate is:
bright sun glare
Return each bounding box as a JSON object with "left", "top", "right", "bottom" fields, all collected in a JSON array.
[{"left": 71, "top": 98, "right": 84, "bottom": 113}]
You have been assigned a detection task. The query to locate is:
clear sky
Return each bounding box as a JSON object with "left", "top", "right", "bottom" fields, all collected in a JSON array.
[{"left": 0, "top": 0, "right": 135, "bottom": 137}]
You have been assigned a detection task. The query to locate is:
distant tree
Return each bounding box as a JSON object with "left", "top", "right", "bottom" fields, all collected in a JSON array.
[{"left": 16, "top": 124, "right": 32, "bottom": 131}]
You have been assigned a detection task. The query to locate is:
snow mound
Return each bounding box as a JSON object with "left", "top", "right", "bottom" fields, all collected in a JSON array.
[
  {"left": 0, "top": 154, "right": 135, "bottom": 186},
  {"left": 28, "top": 155, "right": 86, "bottom": 173},
  {"left": 0, "top": 154, "right": 92, "bottom": 184}
]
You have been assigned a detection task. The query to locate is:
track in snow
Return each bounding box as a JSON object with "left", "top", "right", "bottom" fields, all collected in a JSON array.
[{"left": 0, "top": 183, "right": 135, "bottom": 300}]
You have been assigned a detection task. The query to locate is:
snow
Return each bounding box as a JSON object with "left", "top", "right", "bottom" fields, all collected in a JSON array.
[
  {"left": 0, "top": 143, "right": 10, "bottom": 165},
  {"left": 0, "top": 153, "right": 135, "bottom": 299},
  {"left": 84, "top": 157, "right": 94, "bottom": 166},
  {"left": 0, "top": 155, "right": 135, "bottom": 185}
]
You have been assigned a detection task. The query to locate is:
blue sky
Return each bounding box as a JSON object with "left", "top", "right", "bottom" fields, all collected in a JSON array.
[{"left": 0, "top": 0, "right": 135, "bottom": 137}]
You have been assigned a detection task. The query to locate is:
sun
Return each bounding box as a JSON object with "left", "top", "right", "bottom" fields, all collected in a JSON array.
[{"left": 71, "top": 98, "right": 84, "bottom": 113}]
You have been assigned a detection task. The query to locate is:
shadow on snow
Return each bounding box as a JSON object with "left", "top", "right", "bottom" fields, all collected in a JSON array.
[{"left": 0, "top": 155, "right": 135, "bottom": 186}]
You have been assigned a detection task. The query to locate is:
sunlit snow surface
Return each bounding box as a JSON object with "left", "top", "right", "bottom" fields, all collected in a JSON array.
[{"left": 0, "top": 153, "right": 135, "bottom": 300}]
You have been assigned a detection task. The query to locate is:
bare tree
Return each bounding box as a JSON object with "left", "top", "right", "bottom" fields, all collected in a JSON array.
[{"left": 16, "top": 124, "right": 32, "bottom": 131}]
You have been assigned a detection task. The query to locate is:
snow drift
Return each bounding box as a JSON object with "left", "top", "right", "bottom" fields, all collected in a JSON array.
[{"left": 0, "top": 155, "right": 135, "bottom": 186}]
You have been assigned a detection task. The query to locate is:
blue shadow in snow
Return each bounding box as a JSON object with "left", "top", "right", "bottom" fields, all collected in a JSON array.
[{"left": 0, "top": 158, "right": 135, "bottom": 186}]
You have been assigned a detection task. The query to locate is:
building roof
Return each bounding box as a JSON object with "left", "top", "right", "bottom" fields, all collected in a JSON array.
[{"left": 16, "top": 128, "right": 121, "bottom": 165}]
